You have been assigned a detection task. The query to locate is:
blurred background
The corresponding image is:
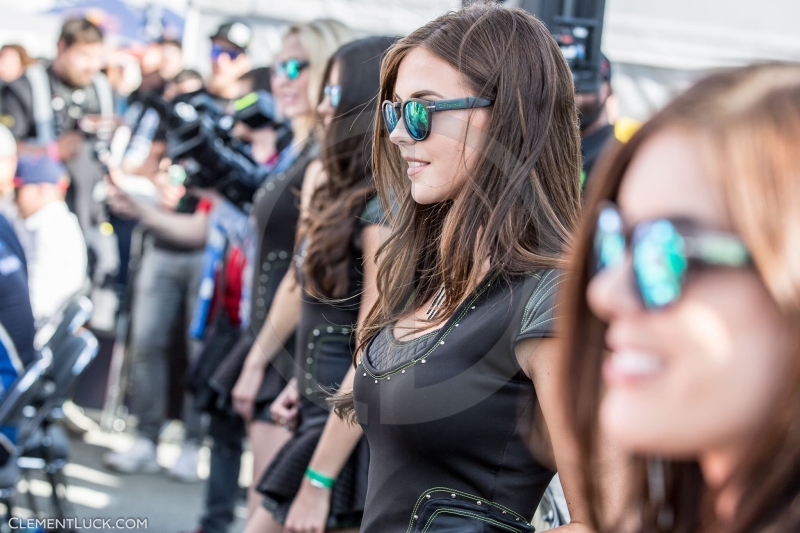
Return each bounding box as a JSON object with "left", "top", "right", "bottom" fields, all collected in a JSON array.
[
  {"left": 1, "top": 0, "right": 799, "bottom": 531},
  {"left": 2, "top": 0, "right": 800, "bottom": 121}
]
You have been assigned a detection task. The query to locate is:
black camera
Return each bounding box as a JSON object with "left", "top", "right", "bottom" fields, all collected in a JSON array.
[{"left": 166, "top": 90, "right": 288, "bottom": 207}]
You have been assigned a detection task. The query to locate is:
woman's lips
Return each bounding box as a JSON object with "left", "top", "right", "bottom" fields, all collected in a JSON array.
[
  {"left": 406, "top": 160, "right": 429, "bottom": 177},
  {"left": 603, "top": 350, "right": 664, "bottom": 386}
]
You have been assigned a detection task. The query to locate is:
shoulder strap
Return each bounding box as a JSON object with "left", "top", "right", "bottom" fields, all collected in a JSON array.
[
  {"left": 91, "top": 72, "right": 114, "bottom": 118},
  {"left": 24, "top": 64, "right": 55, "bottom": 144}
]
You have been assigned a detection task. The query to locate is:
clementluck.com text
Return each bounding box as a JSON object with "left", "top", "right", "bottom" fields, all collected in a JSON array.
[{"left": 8, "top": 518, "right": 148, "bottom": 530}]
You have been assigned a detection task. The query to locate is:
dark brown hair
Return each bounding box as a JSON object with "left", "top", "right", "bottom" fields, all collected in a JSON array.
[
  {"left": 59, "top": 18, "right": 103, "bottom": 48},
  {"left": 331, "top": 2, "right": 582, "bottom": 419},
  {"left": 300, "top": 36, "right": 396, "bottom": 298},
  {"left": 562, "top": 62, "right": 800, "bottom": 533}
]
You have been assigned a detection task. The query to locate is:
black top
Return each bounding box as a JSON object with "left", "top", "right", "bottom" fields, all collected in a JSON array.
[
  {"left": 354, "top": 269, "right": 564, "bottom": 533},
  {"left": 295, "top": 196, "right": 386, "bottom": 430},
  {"left": 249, "top": 137, "right": 319, "bottom": 329},
  {"left": 1, "top": 66, "right": 106, "bottom": 230}
]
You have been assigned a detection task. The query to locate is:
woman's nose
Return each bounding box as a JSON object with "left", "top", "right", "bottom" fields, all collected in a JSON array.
[
  {"left": 587, "top": 255, "right": 643, "bottom": 322},
  {"left": 389, "top": 114, "right": 415, "bottom": 146}
]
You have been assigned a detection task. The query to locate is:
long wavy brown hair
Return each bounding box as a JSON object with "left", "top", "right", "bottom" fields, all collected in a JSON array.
[
  {"left": 300, "top": 37, "right": 396, "bottom": 299},
  {"left": 561, "top": 62, "right": 800, "bottom": 533},
  {"left": 331, "top": 2, "right": 582, "bottom": 418}
]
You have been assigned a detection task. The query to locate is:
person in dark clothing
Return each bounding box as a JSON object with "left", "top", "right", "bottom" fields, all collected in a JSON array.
[
  {"left": 577, "top": 53, "right": 615, "bottom": 187},
  {"left": 332, "top": 5, "right": 623, "bottom": 532},
  {"left": 242, "top": 36, "right": 393, "bottom": 533},
  {"left": 0, "top": 18, "right": 111, "bottom": 233}
]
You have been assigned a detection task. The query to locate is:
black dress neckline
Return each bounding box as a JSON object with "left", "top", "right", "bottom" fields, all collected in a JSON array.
[{"left": 362, "top": 270, "right": 500, "bottom": 377}]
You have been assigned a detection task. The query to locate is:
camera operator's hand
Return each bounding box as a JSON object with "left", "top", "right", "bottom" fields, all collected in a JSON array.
[
  {"left": 106, "top": 170, "right": 146, "bottom": 220},
  {"left": 57, "top": 131, "right": 83, "bottom": 162},
  {"left": 153, "top": 170, "right": 186, "bottom": 210},
  {"left": 270, "top": 380, "right": 300, "bottom": 431}
]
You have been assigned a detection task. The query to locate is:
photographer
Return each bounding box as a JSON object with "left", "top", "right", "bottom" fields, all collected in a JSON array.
[{"left": 105, "top": 41, "right": 255, "bottom": 482}]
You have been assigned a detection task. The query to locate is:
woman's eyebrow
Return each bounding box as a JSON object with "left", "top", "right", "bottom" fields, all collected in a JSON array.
[
  {"left": 393, "top": 90, "right": 446, "bottom": 100},
  {"left": 410, "top": 90, "right": 445, "bottom": 99}
]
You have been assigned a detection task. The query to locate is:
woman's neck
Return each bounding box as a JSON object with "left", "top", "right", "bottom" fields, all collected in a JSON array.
[{"left": 699, "top": 446, "right": 746, "bottom": 522}]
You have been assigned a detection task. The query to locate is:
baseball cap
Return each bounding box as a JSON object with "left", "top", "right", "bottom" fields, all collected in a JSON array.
[
  {"left": 0, "top": 124, "right": 16, "bottom": 158},
  {"left": 210, "top": 21, "right": 252, "bottom": 51},
  {"left": 14, "top": 155, "right": 69, "bottom": 189}
]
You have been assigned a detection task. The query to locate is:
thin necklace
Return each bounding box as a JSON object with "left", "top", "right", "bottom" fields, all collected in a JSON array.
[{"left": 424, "top": 283, "right": 447, "bottom": 321}]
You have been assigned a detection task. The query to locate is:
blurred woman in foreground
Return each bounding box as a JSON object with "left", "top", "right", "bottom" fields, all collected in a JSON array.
[{"left": 563, "top": 62, "right": 800, "bottom": 532}]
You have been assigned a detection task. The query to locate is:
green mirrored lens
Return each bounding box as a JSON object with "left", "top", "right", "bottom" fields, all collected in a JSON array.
[
  {"left": 595, "top": 207, "right": 625, "bottom": 272},
  {"left": 383, "top": 103, "right": 398, "bottom": 133},
  {"left": 633, "top": 220, "right": 687, "bottom": 308},
  {"left": 286, "top": 60, "right": 300, "bottom": 79},
  {"left": 404, "top": 100, "right": 429, "bottom": 140}
]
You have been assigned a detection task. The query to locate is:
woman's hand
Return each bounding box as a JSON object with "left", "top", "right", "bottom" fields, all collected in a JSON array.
[
  {"left": 284, "top": 478, "right": 331, "bottom": 533},
  {"left": 270, "top": 382, "right": 300, "bottom": 431},
  {"left": 231, "top": 367, "right": 264, "bottom": 422}
]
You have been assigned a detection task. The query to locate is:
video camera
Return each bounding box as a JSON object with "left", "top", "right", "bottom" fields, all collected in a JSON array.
[{"left": 165, "top": 90, "right": 289, "bottom": 207}]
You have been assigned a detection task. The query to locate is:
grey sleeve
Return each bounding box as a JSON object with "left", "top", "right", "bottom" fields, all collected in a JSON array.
[{"left": 516, "top": 269, "right": 566, "bottom": 341}]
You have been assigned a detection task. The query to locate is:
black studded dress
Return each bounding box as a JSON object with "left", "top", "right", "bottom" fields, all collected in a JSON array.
[
  {"left": 256, "top": 196, "right": 386, "bottom": 529},
  {"left": 209, "top": 137, "right": 319, "bottom": 417},
  {"left": 353, "top": 269, "right": 565, "bottom": 533}
]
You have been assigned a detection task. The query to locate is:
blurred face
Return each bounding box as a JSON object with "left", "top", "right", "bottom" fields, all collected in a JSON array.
[
  {"left": 14, "top": 182, "right": 63, "bottom": 218},
  {"left": 317, "top": 60, "right": 341, "bottom": 129},
  {"left": 210, "top": 39, "right": 251, "bottom": 88},
  {"left": 271, "top": 33, "right": 311, "bottom": 120},
  {"left": 389, "top": 47, "right": 489, "bottom": 205},
  {"left": 57, "top": 41, "right": 104, "bottom": 87},
  {"left": 0, "top": 48, "right": 23, "bottom": 83},
  {"left": 160, "top": 43, "right": 183, "bottom": 81},
  {"left": 588, "top": 129, "right": 792, "bottom": 466}
]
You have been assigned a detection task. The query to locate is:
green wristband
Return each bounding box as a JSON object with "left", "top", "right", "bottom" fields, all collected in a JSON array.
[{"left": 305, "top": 467, "right": 336, "bottom": 489}]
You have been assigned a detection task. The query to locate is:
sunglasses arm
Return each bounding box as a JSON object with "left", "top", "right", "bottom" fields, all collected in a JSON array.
[{"left": 683, "top": 234, "right": 751, "bottom": 267}]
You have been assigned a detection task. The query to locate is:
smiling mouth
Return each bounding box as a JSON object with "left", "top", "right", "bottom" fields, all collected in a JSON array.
[
  {"left": 603, "top": 350, "right": 664, "bottom": 385},
  {"left": 406, "top": 160, "right": 429, "bottom": 177}
]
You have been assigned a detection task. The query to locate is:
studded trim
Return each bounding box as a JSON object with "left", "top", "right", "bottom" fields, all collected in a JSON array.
[
  {"left": 420, "top": 509, "right": 524, "bottom": 533},
  {"left": 303, "top": 324, "right": 354, "bottom": 395},
  {"left": 362, "top": 271, "right": 501, "bottom": 380},
  {"left": 406, "top": 487, "right": 529, "bottom": 533}
]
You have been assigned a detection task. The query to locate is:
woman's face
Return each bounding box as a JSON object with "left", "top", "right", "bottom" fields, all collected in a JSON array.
[
  {"left": 389, "top": 47, "right": 490, "bottom": 205},
  {"left": 587, "top": 129, "right": 792, "bottom": 465},
  {"left": 272, "top": 33, "right": 312, "bottom": 120},
  {"left": 317, "top": 60, "right": 341, "bottom": 129}
]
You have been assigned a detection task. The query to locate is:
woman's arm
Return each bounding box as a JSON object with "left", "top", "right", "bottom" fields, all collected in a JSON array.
[
  {"left": 516, "top": 338, "right": 629, "bottom": 532},
  {"left": 283, "top": 222, "right": 391, "bottom": 533},
  {"left": 232, "top": 160, "right": 325, "bottom": 421}
]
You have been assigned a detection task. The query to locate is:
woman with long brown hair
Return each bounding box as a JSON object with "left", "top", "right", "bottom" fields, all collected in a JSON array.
[
  {"left": 562, "top": 62, "right": 800, "bottom": 532},
  {"left": 335, "top": 4, "right": 599, "bottom": 532},
  {"left": 241, "top": 36, "right": 394, "bottom": 533}
]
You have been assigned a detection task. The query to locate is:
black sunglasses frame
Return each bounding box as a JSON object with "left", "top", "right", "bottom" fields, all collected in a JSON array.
[{"left": 382, "top": 96, "right": 494, "bottom": 141}]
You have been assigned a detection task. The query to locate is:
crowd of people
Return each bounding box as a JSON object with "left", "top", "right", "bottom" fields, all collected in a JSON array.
[{"left": 0, "top": 2, "right": 798, "bottom": 533}]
